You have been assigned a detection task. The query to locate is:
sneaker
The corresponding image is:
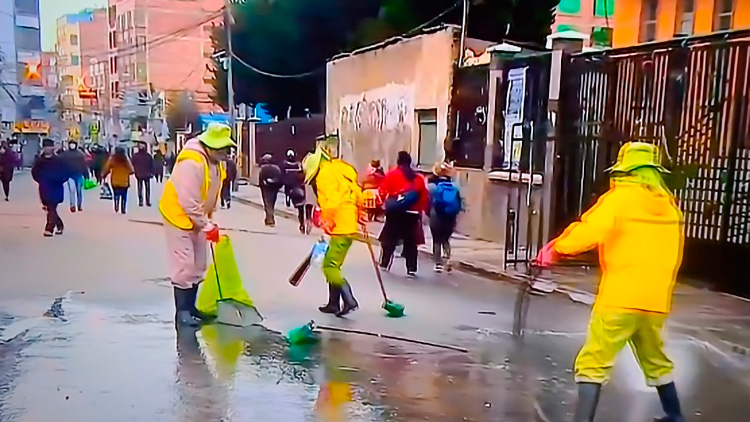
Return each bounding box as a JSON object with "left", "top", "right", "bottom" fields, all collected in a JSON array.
[
  {"left": 446, "top": 261, "right": 453, "bottom": 273},
  {"left": 4, "top": 197, "right": 8, "bottom": 202},
  {"left": 70, "top": 206, "right": 76, "bottom": 213},
  {"left": 77, "top": 206, "right": 83, "bottom": 212},
  {"left": 43, "top": 231, "right": 53, "bottom": 237},
  {"left": 434, "top": 264, "right": 444, "bottom": 273},
  {"left": 406, "top": 271, "right": 417, "bottom": 279},
  {"left": 55, "top": 228, "right": 64, "bottom": 235}
]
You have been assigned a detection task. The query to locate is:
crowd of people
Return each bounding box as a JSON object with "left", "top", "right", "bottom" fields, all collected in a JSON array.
[{"left": 15, "top": 138, "right": 208, "bottom": 236}]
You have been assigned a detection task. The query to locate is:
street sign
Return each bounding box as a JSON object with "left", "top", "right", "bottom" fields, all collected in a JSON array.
[{"left": 78, "top": 87, "right": 97, "bottom": 100}]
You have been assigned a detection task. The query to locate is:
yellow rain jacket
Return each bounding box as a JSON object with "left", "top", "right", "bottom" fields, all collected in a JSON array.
[
  {"left": 553, "top": 183, "right": 684, "bottom": 314},
  {"left": 316, "top": 159, "right": 362, "bottom": 236}
]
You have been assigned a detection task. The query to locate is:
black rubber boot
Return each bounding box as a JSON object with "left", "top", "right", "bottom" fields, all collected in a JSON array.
[
  {"left": 573, "top": 383, "right": 602, "bottom": 422},
  {"left": 318, "top": 284, "right": 341, "bottom": 314},
  {"left": 336, "top": 281, "right": 359, "bottom": 317},
  {"left": 187, "top": 284, "right": 214, "bottom": 323},
  {"left": 173, "top": 287, "right": 200, "bottom": 328},
  {"left": 654, "top": 383, "right": 685, "bottom": 422}
]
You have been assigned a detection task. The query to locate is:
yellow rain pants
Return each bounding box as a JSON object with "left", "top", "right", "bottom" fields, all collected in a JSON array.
[{"left": 575, "top": 308, "right": 674, "bottom": 386}]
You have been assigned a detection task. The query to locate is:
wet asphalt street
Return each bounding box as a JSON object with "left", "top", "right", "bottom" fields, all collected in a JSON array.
[{"left": 0, "top": 172, "right": 747, "bottom": 421}]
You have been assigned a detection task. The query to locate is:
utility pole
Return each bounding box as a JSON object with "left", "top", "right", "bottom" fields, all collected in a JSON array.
[
  {"left": 458, "top": 0, "right": 470, "bottom": 66},
  {"left": 224, "top": 3, "right": 235, "bottom": 138}
]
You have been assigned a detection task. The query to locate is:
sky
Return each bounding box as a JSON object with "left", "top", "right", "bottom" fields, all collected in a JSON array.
[{"left": 39, "top": 0, "right": 106, "bottom": 51}]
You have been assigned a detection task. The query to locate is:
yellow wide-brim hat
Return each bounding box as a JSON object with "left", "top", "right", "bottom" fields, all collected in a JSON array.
[
  {"left": 198, "top": 122, "right": 236, "bottom": 150},
  {"left": 302, "top": 147, "right": 331, "bottom": 183},
  {"left": 607, "top": 142, "right": 669, "bottom": 173}
]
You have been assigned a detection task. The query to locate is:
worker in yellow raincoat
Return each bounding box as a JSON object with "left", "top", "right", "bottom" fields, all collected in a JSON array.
[
  {"left": 303, "top": 147, "right": 364, "bottom": 317},
  {"left": 537, "top": 142, "right": 685, "bottom": 422}
]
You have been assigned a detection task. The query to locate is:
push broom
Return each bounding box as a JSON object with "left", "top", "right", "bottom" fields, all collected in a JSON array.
[{"left": 361, "top": 227, "right": 405, "bottom": 318}]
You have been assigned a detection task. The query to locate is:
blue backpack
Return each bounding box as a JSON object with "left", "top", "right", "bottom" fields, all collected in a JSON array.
[{"left": 433, "top": 181, "right": 461, "bottom": 217}]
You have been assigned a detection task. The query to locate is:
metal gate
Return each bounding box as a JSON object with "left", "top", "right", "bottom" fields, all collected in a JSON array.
[
  {"left": 556, "top": 31, "right": 750, "bottom": 293},
  {"left": 491, "top": 52, "right": 552, "bottom": 269}
]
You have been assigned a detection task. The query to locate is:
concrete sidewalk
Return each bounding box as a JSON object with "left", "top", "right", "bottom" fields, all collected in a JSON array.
[{"left": 233, "top": 184, "right": 750, "bottom": 356}]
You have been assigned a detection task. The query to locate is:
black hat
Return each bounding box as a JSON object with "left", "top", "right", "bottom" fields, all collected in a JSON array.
[{"left": 42, "top": 138, "right": 55, "bottom": 147}]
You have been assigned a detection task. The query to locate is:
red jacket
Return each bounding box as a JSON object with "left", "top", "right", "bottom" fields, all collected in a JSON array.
[{"left": 379, "top": 167, "right": 429, "bottom": 213}]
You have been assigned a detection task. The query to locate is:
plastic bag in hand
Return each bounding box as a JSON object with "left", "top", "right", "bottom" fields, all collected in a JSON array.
[{"left": 311, "top": 237, "right": 330, "bottom": 267}]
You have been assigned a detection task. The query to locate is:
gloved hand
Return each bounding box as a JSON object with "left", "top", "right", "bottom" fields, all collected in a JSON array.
[
  {"left": 204, "top": 222, "right": 220, "bottom": 243},
  {"left": 536, "top": 241, "right": 558, "bottom": 268}
]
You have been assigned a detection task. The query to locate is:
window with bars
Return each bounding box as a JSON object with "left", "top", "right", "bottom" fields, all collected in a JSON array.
[
  {"left": 417, "top": 109, "right": 439, "bottom": 166},
  {"left": 639, "top": 0, "right": 659, "bottom": 43},
  {"left": 593, "top": 0, "right": 614, "bottom": 17},
  {"left": 675, "top": 0, "right": 695, "bottom": 36},
  {"left": 713, "top": 0, "right": 734, "bottom": 31}
]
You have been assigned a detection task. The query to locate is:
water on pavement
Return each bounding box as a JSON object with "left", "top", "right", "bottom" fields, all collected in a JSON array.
[{"left": 0, "top": 173, "right": 748, "bottom": 421}]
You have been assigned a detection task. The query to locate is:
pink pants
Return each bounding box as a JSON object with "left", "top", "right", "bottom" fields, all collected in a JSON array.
[{"left": 164, "top": 221, "right": 207, "bottom": 289}]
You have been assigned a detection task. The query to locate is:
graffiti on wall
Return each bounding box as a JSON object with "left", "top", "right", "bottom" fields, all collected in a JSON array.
[
  {"left": 337, "top": 84, "right": 415, "bottom": 170},
  {"left": 339, "top": 84, "right": 414, "bottom": 133}
]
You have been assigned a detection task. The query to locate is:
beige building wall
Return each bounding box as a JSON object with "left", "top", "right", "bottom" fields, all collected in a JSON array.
[{"left": 325, "top": 27, "right": 460, "bottom": 173}]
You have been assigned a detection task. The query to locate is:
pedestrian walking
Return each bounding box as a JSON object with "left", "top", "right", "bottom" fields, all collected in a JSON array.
[
  {"left": 166, "top": 152, "right": 176, "bottom": 175},
  {"left": 59, "top": 140, "right": 87, "bottom": 212},
  {"left": 32, "top": 139, "right": 69, "bottom": 237},
  {"left": 159, "top": 122, "right": 232, "bottom": 327},
  {"left": 302, "top": 147, "right": 363, "bottom": 317},
  {"left": 378, "top": 151, "right": 429, "bottom": 278},
  {"left": 259, "top": 153, "right": 283, "bottom": 227},
  {"left": 131, "top": 143, "right": 154, "bottom": 207},
  {"left": 282, "top": 149, "right": 301, "bottom": 207},
  {"left": 427, "top": 161, "right": 462, "bottom": 273},
  {"left": 282, "top": 149, "right": 307, "bottom": 232},
  {"left": 102, "top": 147, "right": 135, "bottom": 214},
  {"left": 361, "top": 160, "right": 385, "bottom": 222},
  {"left": 537, "top": 142, "right": 685, "bottom": 422},
  {"left": 0, "top": 141, "right": 19, "bottom": 201},
  {"left": 153, "top": 150, "right": 166, "bottom": 183},
  {"left": 91, "top": 146, "right": 107, "bottom": 184},
  {"left": 221, "top": 153, "right": 238, "bottom": 209}
]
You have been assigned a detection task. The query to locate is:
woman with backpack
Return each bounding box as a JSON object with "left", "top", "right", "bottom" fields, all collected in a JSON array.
[
  {"left": 378, "top": 151, "right": 429, "bottom": 278},
  {"left": 427, "top": 161, "right": 462, "bottom": 273}
]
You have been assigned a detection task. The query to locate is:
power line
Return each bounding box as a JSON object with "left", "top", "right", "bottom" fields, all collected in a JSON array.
[
  {"left": 78, "top": 9, "right": 224, "bottom": 61},
  {"left": 230, "top": 52, "right": 321, "bottom": 79}
]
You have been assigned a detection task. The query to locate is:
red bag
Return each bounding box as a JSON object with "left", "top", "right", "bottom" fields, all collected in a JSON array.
[{"left": 312, "top": 206, "right": 322, "bottom": 228}]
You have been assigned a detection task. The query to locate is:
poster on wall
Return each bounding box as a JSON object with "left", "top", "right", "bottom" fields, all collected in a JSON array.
[{"left": 503, "top": 67, "right": 528, "bottom": 170}]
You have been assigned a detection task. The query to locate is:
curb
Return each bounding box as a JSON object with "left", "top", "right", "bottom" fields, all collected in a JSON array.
[
  {"left": 232, "top": 193, "right": 536, "bottom": 284},
  {"left": 232, "top": 192, "right": 596, "bottom": 303}
]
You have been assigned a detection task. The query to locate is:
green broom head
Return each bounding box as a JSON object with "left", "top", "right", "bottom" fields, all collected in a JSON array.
[
  {"left": 383, "top": 300, "right": 405, "bottom": 318},
  {"left": 287, "top": 320, "right": 320, "bottom": 345}
]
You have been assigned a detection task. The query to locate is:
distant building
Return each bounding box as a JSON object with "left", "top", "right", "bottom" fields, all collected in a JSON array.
[
  {"left": 614, "top": 0, "right": 748, "bottom": 47},
  {"left": 0, "top": 0, "right": 46, "bottom": 159},
  {"left": 555, "top": 0, "right": 614, "bottom": 48},
  {"left": 106, "top": 0, "right": 223, "bottom": 118},
  {"left": 56, "top": 8, "right": 108, "bottom": 141}
]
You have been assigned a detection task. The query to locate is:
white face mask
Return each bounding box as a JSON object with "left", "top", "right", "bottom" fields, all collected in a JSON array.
[{"left": 69, "top": 143, "right": 77, "bottom": 150}]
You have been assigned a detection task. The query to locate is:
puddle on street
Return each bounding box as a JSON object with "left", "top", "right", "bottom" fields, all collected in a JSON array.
[
  {"left": 0, "top": 300, "right": 552, "bottom": 422},
  {"left": 1, "top": 299, "right": 750, "bottom": 421}
]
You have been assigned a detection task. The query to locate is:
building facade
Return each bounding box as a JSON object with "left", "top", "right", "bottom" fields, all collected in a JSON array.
[
  {"left": 3, "top": 0, "right": 45, "bottom": 138},
  {"left": 106, "top": 0, "right": 222, "bottom": 123},
  {"left": 614, "top": 0, "right": 750, "bottom": 47},
  {"left": 555, "top": 0, "right": 615, "bottom": 47},
  {"left": 55, "top": 9, "right": 108, "bottom": 141}
]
